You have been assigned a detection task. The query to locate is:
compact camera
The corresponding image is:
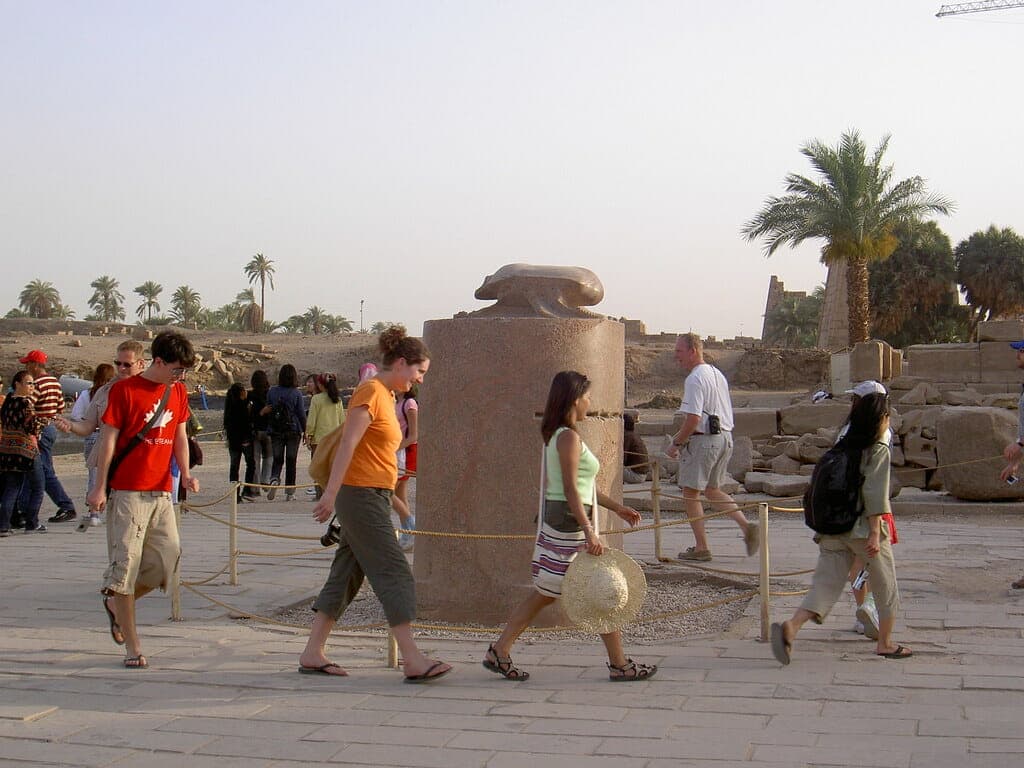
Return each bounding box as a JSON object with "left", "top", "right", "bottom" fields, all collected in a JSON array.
[
  {"left": 707, "top": 414, "right": 721, "bottom": 435},
  {"left": 320, "top": 518, "right": 343, "bottom": 547}
]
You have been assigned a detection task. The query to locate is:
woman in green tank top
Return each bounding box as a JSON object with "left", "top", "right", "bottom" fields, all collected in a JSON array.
[{"left": 482, "top": 371, "right": 657, "bottom": 682}]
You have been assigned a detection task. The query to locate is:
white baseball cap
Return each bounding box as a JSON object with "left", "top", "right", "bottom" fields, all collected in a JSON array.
[{"left": 845, "top": 380, "right": 887, "bottom": 398}]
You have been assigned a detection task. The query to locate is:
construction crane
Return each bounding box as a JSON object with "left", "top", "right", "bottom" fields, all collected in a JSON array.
[{"left": 936, "top": 1, "right": 1024, "bottom": 17}]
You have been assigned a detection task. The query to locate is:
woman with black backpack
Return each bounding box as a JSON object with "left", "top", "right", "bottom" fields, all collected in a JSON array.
[
  {"left": 771, "top": 392, "right": 910, "bottom": 664},
  {"left": 261, "top": 364, "right": 306, "bottom": 502}
]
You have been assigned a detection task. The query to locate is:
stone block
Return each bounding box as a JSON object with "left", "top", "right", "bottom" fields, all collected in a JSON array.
[
  {"left": 905, "top": 344, "right": 980, "bottom": 383},
  {"left": 850, "top": 341, "right": 884, "bottom": 383},
  {"left": 799, "top": 463, "right": 815, "bottom": 476},
  {"left": 898, "top": 407, "right": 942, "bottom": 435},
  {"left": 898, "top": 382, "right": 943, "bottom": 406},
  {"left": 829, "top": 351, "right": 850, "bottom": 395},
  {"left": 943, "top": 389, "right": 983, "bottom": 406},
  {"left": 759, "top": 442, "right": 787, "bottom": 458},
  {"left": 764, "top": 474, "right": 811, "bottom": 497},
  {"left": 891, "top": 446, "right": 906, "bottom": 466},
  {"left": 980, "top": 342, "right": 1023, "bottom": 385},
  {"left": 728, "top": 435, "right": 753, "bottom": 482},
  {"left": 903, "top": 433, "right": 937, "bottom": 468},
  {"left": 890, "top": 375, "right": 926, "bottom": 391},
  {"left": 937, "top": 408, "right": 1024, "bottom": 500},
  {"left": 741, "top": 472, "right": 773, "bottom": 493},
  {"left": 896, "top": 467, "right": 928, "bottom": 488},
  {"left": 981, "top": 393, "right": 1020, "bottom": 409},
  {"left": 889, "top": 347, "right": 903, "bottom": 379},
  {"left": 733, "top": 408, "right": 778, "bottom": 439},
  {"left": 977, "top": 319, "right": 1024, "bottom": 342},
  {"left": 770, "top": 454, "right": 802, "bottom": 474},
  {"left": 779, "top": 401, "right": 849, "bottom": 436}
]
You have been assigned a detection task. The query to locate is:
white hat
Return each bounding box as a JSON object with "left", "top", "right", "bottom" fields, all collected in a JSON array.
[
  {"left": 560, "top": 549, "right": 647, "bottom": 634},
  {"left": 845, "top": 380, "right": 886, "bottom": 398}
]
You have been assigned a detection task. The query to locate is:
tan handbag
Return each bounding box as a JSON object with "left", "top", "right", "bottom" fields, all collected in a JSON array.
[{"left": 308, "top": 422, "right": 344, "bottom": 488}]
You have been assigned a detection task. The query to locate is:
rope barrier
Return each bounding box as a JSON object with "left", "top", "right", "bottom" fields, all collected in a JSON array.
[
  {"left": 672, "top": 561, "right": 815, "bottom": 579},
  {"left": 236, "top": 546, "right": 328, "bottom": 557},
  {"left": 181, "top": 561, "right": 231, "bottom": 587},
  {"left": 183, "top": 505, "right": 321, "bottom": 541}
]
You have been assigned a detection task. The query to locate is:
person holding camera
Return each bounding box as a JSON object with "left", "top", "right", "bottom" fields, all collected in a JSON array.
[{"left": 666, "top": 333, "right": 758, "bottom": 562}]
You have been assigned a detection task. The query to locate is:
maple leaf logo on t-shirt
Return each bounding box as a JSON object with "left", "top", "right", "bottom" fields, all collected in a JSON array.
[{"left": 143, "top": 400, "right": 175, "bottom": 432}]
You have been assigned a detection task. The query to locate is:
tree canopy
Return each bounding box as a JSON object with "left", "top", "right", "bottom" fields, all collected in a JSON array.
[
  {"left": 742, "top": 130, "right": 953, "bottom": 348},
  {"left": 955, "top": 225, "right": 1024, "bottom": 338}
]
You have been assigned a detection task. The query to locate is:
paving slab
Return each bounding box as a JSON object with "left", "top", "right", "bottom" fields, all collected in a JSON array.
[{"left": 1, "top": 447, "right": 1024, "bottom": 766}]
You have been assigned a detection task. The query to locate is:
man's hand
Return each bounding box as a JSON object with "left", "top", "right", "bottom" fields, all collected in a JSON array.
[
  {"left": 1004, "top": 442, "right": 1023, "bottom": 464},
  {"left": 53, "top": 416, "right": 72, "bottom": 433},
  {"left": 183, "top": 475, "right": 200, "bottom": 494},
  {"left": 615, "top": 505, "right": 641, "bottom": 527},
  {"left": 87, "top": 487, "right": 107, "bottom": 513},
  {"left": 1001, "top": 462, "right": 1020, "bottom": 483}
]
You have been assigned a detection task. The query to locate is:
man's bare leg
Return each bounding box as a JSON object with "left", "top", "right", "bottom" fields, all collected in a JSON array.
[{"left": 682, "top": 487, "right": 710, "bottom": 551}]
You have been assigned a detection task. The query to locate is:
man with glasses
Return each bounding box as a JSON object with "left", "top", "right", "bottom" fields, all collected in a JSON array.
[
  {"left": 87, "top": 332, "right": 200, "bottom": 670},
  {"left": 18, "top": 349, "right": 77, "bottom": 529},
  {"left": 55, "top": 340, "right": 146, "bottom": 529}
]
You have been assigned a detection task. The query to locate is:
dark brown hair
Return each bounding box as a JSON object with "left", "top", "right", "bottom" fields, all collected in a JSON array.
[
  {"left": 379, "top": 324, "right": 430, "bottom": 366},
  {"left": 540, "top": 371, "right": 591, "bottom": 444}
]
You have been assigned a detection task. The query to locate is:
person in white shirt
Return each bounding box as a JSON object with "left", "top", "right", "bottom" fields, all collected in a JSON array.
[{"left": 666, "top": 333, "right": 759, "bottom": 562}]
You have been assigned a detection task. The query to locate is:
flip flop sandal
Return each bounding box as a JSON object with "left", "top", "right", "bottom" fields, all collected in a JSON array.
[
  {"left": 770, "top": 622, "right": 792, "bottom": 666},
  {"left": 607, "top": 658, "right": 658, "bottom": 682},
  {"left": 103, "top": 597, "right": 125, "bottom": 646},
  {"left": 482, "top": 644, "right": 530, "bottom": 681},
  {"left": 403, "top": 660, "right": 452, "bottom": 684},
  {"left": 877, "top": 645, "right": 913, "bottom": 659},
  {"left": 298, "top": 662, "right": 348, "bottom": 676},
  {"left": 124, "top": 655, "right": 148, "bottom": 669}
]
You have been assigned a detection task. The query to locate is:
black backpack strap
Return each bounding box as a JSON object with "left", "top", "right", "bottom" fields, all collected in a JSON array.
[{"left": 106, "top": 385, "right": 172, "bottom": 493}]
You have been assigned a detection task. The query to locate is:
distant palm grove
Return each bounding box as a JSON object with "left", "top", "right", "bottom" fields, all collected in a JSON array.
[{"left": 6, "top": 255, "right": 366, "bottom": 335}]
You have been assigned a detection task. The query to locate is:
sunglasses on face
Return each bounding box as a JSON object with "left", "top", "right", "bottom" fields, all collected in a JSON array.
[{"left": 113, "top": 360, "right": 137, "bottom": 368}]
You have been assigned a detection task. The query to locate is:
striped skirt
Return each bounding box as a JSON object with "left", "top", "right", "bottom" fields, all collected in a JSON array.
[{"left": 531, "top": 500, "right": 588, "bottom": 598}]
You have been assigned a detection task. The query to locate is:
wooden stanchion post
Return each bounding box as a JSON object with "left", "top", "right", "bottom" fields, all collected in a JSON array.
[
  {"left": 170, "top": 503, "right": 183, "bottom": 621},
  {"left": 229, "top": 482, "right": 239, "bottom": 586},
  {"left": 759, "top": 502, "right": 770, "bottom": 642},
  {"left": 387, "top": 630, "right": 399, "bottom": 669},
  {"left": 652, "top": 460, "right": 667, "bottom": 562}
]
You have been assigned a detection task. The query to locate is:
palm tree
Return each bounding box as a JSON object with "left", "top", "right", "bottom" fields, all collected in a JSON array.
[
  {"left": 87, "top": 275, "right": 125, "bottom": 321},
  {"left": 244, "top": 253, "right": 275, "bottom": 324},
  {"left": 742, "top": 130, "right": 954, "bottom": 349},
  {"left": 955, "top": 225, "right": 1024, "bottom": 338},
  {"left": 280, "top": 314, "right": 309, "bottom": 334},
  {"left": 370, "top": 321, "right": 393, "bottom": 334},
  {"left": 170, "top": 285, "right": 203, "bottom": 327},
  {"left": 303, "top": 305, "right": 328, "bottom": 335},
  {"left": 54, "top": 303, "right": 77, "bottom": 320},
  {"left": 322, "top": 314, "right": 354, "bottom": 334},
  {"left": 763, "top": 287, "right": 823, "bottom": 348},
  {"left": 19, "top": 280, "right": 62, "bottom": 319},
  {"left": 134, "top": 281, "right": 163, "bottom": 322},
  {"left": 236, "top": 288, "right": 263, "bottom": 333}
]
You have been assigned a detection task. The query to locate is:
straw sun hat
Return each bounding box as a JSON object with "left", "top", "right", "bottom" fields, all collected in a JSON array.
[{"left": 560, "top": 549, "right": 647, "bottom": 634}]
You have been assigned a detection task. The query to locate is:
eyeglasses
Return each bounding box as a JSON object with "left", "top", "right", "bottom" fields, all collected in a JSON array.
[{"left": 113, "top": 360, "right": 137, "bottom": 369}]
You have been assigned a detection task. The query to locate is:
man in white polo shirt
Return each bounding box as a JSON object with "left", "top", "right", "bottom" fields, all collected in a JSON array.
[{"left": 666, "top": 333, "right": 759, "bottom": 562}]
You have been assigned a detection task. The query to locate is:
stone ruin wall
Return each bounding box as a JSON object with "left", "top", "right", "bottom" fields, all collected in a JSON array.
[{"left": 632, "top": 320, "right": 1024, "bottom": 503}]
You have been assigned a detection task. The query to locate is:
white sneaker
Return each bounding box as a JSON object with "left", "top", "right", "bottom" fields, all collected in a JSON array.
[
  {"left": 304, "top": 488, "right": 317, "bottom": 496},
  {"left": 89, "top": 514, "right": 102, "bottom": 527},
  {"left": 856, "top": 597, "right": 880, "bottom": 640},
  {"left": 853, "top": 620, "right": 865, "bottom": 635}
]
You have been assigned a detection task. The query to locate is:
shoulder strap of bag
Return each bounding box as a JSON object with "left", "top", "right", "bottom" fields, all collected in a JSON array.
[{"left": 106, "top": 384, "right": 172, "bottom": 491}]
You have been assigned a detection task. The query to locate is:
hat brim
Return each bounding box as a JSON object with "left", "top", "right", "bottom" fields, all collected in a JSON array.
[
  {"left": 1010, "top": 341, "right": 1024, "bottom": 351},
  {"left": 560, "top": 549, "right": 647, "bottom": 634}
]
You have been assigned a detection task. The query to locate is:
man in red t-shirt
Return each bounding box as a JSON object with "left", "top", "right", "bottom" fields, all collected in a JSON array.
[{"left": 88, "top": 332, "right": 200, "bottom": 670}]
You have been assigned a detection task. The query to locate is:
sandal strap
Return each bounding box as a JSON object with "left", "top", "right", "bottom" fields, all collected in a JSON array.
[{"left": 608, "top": 658, "right": 655, "bottom": 678}]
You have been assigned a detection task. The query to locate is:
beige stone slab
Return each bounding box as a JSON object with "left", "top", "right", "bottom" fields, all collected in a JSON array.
[
  {"left": 522, "top": 716, "right": 668, "bottom": 739},
  {"left": 65, "top": 726, "right": 218, "bottom": 754},
  {"left": 389, "top": 711, "right": 530, "bottom": 733},
  {"left": 490, "top": 702, "right": 624, "bottom": 721},
  {"left": 766, "top": 714, "right": 917, "bottom": 736},
  {"left": 595, "top": 733, "right": 750, "bottom": 760},
  {"left": 683, "top": 695, "right": 822, "bottom": 717},
  {"left": 967, "top": 737, "right": 1024, "bottom": 752},
  {"left": 304, "top": 723, "right": 460, "bottom": 747},
  {"left": 447, "top": 730, "right": 602, "bottom": 754},
  {"left": 816, "top": 732, "right": 968, "bottom": 754},
  {"left": 488, "top": 755, "right": 647, "bottom": 768},
  {"left": 910, "top": 754, "right": 1024, "bottom": 768},
  {"left": 0, "top": 735, "right": 136, "bottom": 767},
  {"left": 327, "top": 743, "right": 494, "bottom": 767},
  {"left": 196, "top": 734, "right": 345, "bottom": 762},
  {"left": 752, "top": 743, "right": 908, "bottom": 767},
  {"left": 0, "top": 704, "right": 58, "bottom": 722},
  {"left": 156, "top": 715, "right": 321, "bottom": 740}
]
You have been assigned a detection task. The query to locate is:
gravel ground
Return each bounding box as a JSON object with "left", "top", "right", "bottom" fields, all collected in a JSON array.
[{"left": 273, "top": 567, "right": 767, "bottom": 644}]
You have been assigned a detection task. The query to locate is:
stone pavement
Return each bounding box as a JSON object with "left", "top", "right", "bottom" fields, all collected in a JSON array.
[{"left": 2, "top": 448, "right": 1024, "bottom": 767}]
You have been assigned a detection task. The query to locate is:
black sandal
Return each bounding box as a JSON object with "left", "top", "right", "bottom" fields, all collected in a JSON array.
[
  {"left": 607, "top": 658, "right": 657, "bottom": 682},
  {"left": 482, "top": 644, "right": 530, "bottom": 681}
]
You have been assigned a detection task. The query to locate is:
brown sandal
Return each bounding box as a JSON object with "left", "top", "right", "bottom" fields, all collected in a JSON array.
[
  {"left": 608, "top": 658, "right": 657, "bottom": 682},
  {"left": 482, "top": 644, "right": 530, "bottom": 681}
]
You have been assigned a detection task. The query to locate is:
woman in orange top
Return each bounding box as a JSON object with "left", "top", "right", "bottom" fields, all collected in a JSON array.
[{"left": 298, "top": 326, "right": 451, "bottom": 683}]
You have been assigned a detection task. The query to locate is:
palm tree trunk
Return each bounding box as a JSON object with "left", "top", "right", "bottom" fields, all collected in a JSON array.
[
  {"left": 818, "top": 259, "right": 850, "bottom": 351},
  {"left": 846, "top": 253, "right": 870, "bottom": 345}
]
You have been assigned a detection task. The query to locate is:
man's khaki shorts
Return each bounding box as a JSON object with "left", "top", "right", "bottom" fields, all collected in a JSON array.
[
  {"left": 102, "top": 490, "right": 180, "bottom": 595},
  {"left": 677, "top": 433, "right": 734, "bottom": 491}
]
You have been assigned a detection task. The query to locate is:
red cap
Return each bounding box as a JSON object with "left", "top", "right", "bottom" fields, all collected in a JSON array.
[{"left": 19, "top": 349, "right": 47, "bottom": 364}]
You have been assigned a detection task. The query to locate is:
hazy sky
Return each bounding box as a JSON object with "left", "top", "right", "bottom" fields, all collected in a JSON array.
[{"left": 3, "top": 1, "right": 1022, "bottom": 339}]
